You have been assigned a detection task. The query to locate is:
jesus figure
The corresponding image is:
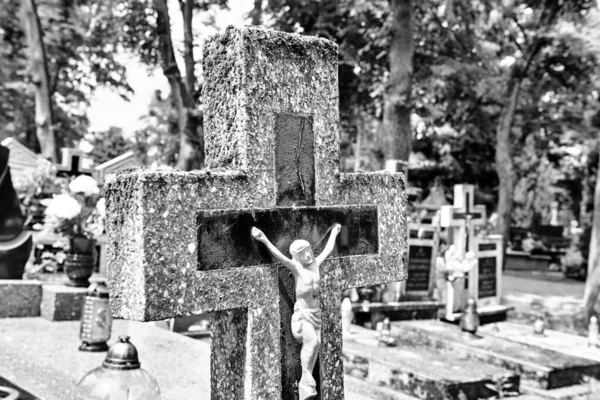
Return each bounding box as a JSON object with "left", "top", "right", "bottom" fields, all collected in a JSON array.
[{"left": 251, "top": 223, "right": 342, "bottom": 400}]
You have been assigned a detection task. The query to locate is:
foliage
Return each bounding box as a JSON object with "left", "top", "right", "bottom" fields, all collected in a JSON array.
[
  {"left": 13, "top": 160, "right": 62, "bottom": 228},
  {"left": 0, "top": 0, "right": 131, "bottom": 151},
  {"left": 83, "top": 126, "right": 135, "bottom": 165},
  {"left": 132, "top": 90, "right": 180, "bottom": 168},
  {"left": 562, "top": 244, "right": 585, "bottom": 269}
]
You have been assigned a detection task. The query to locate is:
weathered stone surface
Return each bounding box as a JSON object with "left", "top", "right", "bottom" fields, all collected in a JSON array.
[
  {"left": 0, "top": 280, "right": 41, "bottom": 318},
  {"left": 392, "top": 320, "right": 600, "bottom": 390},
  {"left": 40, "top": 285, "right": 86, "bottom": 321},
  {"left": 343, "top": 325, "right": 519, "bottom": 400},
  {"left": 105, "top": 26, "right": 407, "bottom": 400}
]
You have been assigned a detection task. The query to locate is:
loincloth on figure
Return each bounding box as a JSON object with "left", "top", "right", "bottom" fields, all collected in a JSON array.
[{"left": 291, "top": 305, "right": 322, "bottom": 342}]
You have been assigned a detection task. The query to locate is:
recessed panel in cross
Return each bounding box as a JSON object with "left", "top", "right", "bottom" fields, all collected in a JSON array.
[
  {"left": 275, "top": 113, "right": 315, "bottom": 207},
  {"left": 197, "top": 206, "right": 378, "bottom": 271}
]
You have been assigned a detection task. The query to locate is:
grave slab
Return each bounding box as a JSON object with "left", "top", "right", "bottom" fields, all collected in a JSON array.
[
  {"left": 480, "top": 322, "right": 600, "bottom": 363},
  {"left": 343, "top": 324, "right": 519, "bottom": 400},
  {"left": 0, "top": 280, "right": 41, "bottom": 318},
  {"left": 392, "top": 320, "right": 600, "bottom": 390},
  {"left": 0, "top": 318, "right": 210, "bottom": 400},
  {"left": 40, "top": 285, "right": 87, "bottom": 321}
]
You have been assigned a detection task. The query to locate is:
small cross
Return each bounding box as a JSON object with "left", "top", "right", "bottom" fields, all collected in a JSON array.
[
  {"left": 106, "top": 27, "right": 407, "bottom": 400},
  {"left": 56, "top": 148, "right": 93, "bottom": 178}
]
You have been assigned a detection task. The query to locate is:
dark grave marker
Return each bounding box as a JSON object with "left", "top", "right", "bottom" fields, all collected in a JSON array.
[
  {"left": 475, "top": 234, "right": 503, "bottom": 306},
  {"left": 478, "top": 257, "right": 497, "bottom": 299},
  {"left": 403, "top": 223, "right": 438, "bottom": 299}
]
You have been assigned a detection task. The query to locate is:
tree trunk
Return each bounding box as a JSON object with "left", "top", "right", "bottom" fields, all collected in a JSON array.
[
  {"left": 179, "top": 0, "right": 195, "bottom": 96},
  {"left": 382, "top": 0, "right": 413, "bottom": 162},
  {"left": 249, "top": 0, "right": 263, "bottom": 25},
  {"left": 20, "top": 0, "right": 57, "bottom": 162},
  {"left": 154, "top": 0, "right": 200, "bottom": 171},
  {"left": 584, "top": 139, "right": 600, "bottom": 317},
  {"left": 495, "top": 81, "right": 520, "bottom": 267}
]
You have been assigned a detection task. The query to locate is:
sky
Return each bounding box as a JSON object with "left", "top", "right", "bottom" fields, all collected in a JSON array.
[{"left": 86, "top": 0, "right": 252, "bottom": 138}]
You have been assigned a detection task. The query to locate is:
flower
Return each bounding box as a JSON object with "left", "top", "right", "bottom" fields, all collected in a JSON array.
[
  {"left": 45, "top": 194, "right": 82, "bottom": 220},
  {"left": 96, "top": 197, "right": 106, "bottom": 218},
  {"left": 69, "top": 175, "right": 100, "bottom": 196}
]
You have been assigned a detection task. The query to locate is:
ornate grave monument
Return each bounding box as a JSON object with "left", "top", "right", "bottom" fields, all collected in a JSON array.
[
  {"left": 441, "top": 184, "right": 507, "bottom": 322},
  {"left": 105, "top": 26, "right": 407, "bottom": 400}
]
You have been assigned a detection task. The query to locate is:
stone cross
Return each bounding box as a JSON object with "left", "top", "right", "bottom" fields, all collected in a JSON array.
[
  {"left": 441, "top": 184, "right": 486, "bottom": 258},
  {"left": 105, "top": 27, "right": 407, "bottom": 400}
]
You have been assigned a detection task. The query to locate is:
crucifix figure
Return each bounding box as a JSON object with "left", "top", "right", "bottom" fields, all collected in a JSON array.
[
  {"left": 106, "top": 26, "right": 407, "bottom": 400},
  {"left": 252, "top": 224, "right": 341, "bottom": 399}
]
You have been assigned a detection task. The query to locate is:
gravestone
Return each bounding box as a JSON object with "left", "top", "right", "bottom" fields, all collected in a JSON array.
[
  {"left": 440, "top": 185, "right": 486, "bottom": 310},
  {"left": 403, "top": 222, "right": 438, "bottom": 298},
  {"left": 106, "top": 26, "right": 407, "bottom": 400}
]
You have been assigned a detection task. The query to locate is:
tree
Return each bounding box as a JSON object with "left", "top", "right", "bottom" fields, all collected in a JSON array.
[
  {"left": 20, "top": 0, "right": 56, "bottom": 161},
  {"left": 382, "top": 0, "right": 413, "bottom": 164},
  {"left": 85, "top": 126, "right": 135, "bottom": 165},
  {"left": 585, "top": 140, "right": 600, "bottom": 318},
  {"left": 1, "top": 0, "right": 131, "bottom": 154},
  {"left": 114, "top": 0, "right": 227, "bottom": 171}
]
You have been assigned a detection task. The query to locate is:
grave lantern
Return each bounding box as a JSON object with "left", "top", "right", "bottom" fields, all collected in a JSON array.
[
  {"left": 75, "top": 336, "right": 160, "bottom": 400},
  {"left": 79, "top": 282, "right": 112, "bottom": 352}
]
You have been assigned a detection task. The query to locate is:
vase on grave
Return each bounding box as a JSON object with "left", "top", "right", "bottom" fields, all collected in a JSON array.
[
  {"left": 64, "top": 236, "right": 95, "bottom": 287},
  {"left": 75, "top": 336, "right": 161, "bottom": 400},
  {"left": 0, "top": 144, "right": 33, "bottom": 279}
]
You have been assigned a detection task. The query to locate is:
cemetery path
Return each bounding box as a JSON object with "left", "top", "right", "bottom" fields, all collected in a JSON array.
[
  {"left": 502, "top": 270, "right": 587, "bottom": 336},
  {"left": 503, "top": 270, "right": 584, "bottom": 299}
]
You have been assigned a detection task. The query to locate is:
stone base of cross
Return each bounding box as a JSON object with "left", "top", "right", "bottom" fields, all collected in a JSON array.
[{"left": 105, "top": 27, "right": 407, "bottom": 400}]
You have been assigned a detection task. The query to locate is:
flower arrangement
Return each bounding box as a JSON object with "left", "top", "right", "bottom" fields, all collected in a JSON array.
[
  {"left": 43, "top": 175, "right": 104, "bottom": 255},
  {"left": 436, "top": 244, "right": 477, "bottom": 282}
]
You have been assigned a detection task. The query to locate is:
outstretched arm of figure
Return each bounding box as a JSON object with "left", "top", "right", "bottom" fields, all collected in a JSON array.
[
  {"left": 316, "top": 224, "right": 342, "bottom": 265},
  {"left": 251, "top": 227, "right": 300, "bottom": 275}
]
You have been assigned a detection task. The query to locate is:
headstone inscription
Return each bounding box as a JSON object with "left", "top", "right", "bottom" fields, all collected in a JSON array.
[
  {"left": 105, "top": 26, "right": 407, "bottom": 400},
  {"left": 474, "top": 234, "right": 502, "bottom": 307},
  {"left": 402, "top": 222, "right": 438, "bottom": 298}
]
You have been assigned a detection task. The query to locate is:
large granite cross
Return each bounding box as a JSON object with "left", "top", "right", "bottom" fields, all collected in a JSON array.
[{"left": 105, "top": 27, "right": 407, "bottom": 400}]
